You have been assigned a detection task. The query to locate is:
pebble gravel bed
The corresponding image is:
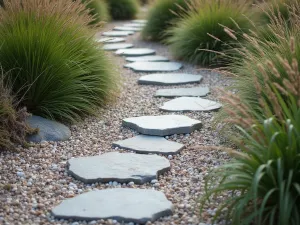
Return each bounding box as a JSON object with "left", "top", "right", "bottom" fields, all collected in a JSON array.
[{"left": 0, "top": 21, "right": 233, "bottom": 225}]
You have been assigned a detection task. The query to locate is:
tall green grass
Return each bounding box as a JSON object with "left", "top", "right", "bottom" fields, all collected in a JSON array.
[
  {"left": 141, "top": 0, "right": 191, "bottom": 41},
  {"left": 107, "top": 0, "right": 139, "bottom": 20},
  {"left": 83, "top": 0, "right": 110, "bottom": 24},
  {"left": 166, "top": 0, "right": 253, "bottom": 66},
  {"left": 0, "top": 0, "right": 118, "bottom": 123}
]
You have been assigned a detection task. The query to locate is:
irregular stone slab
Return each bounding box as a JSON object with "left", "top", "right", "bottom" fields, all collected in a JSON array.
[
  {"left": 160, "top": 97, "right": 222, "bottom": 112},
  {"left": 68, "top": 152, "right": 170, "bottom": 184},
  {"left": 124, "top": 23, "right": 145, "bottom": 27},
  {"left": 132, "top": 19, "right": 147, "bottom": 24},
  {"left": 97, "top": 37, "right": 125, "bottom": 43},
  {"left": 52, "top": 188, "right": 173, "bottom": 223},
  {"left": 126, "top": 55, "right": 169, "bottom": 62},
  {"left": 102, "top": 31, "right": 134, "bottom": 37},
  {"left": 113, "top": 135, "right": 184, "bottom": 155},
  {"left": 123, "top": 115, "right": 202, "bottom": 136},
  {"left": 125, "top": 62, "right": 182, "bottom": 72},
  {"left": 103, "top": 43, "right": 133, "bottom": 51},
  {"left": 155, "top": 87, "right": 209, "bottom": 97},
  {"left": 114, "top": 26, "right": 142, "bottom": 32},
  {"left": 26, "top": 115, "right": 71, "bottom": 143},
  {"left": 116, "top": 48, "right": 156, "bottom": 56},
  {"left": 139, "top": 73, "right": 203, "bottom": 85}
]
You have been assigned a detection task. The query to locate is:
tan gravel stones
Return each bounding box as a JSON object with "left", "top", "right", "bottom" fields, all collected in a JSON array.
[
  {"left": 123, "top": 115, "right": 202, "bottom": 136},
  {"left": 68, "top": 152, "right": 170, "bottom": 184},
  {"left": 125, "top": 62, "right": 183, "bottom": 72},
  {"left": 52, "top": 188, "right": 173, "bottom": 223},
  {"left": 102, "top": 31, "right": 134, "bottom": 37},
  {"left": 102, "top": 43, "right": 133, "bottom": 51},
  {"left": 155, "top": 87, "right": 210, "bottom": 98},
  {"left": 160, "top": 97, "right": 222, "bottom": 112},
  {"left": 116, "top": 48, "right": 156, "bottom": 56},
  {"left": 113, "top": 135, "right": 184, "bottom": 155},
  {"left": 138, "top": 73, "right": 203, "bottom": 85}
]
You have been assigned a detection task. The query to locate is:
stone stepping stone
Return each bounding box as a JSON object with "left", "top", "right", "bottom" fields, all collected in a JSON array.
[
  {"left": 102, "top": 31, "right": 134, "bottom": 37},
  {"left": 97, "top": 37, "right": 125, "bottom": 43},
  {"left": 155, "top": 87, "right": 209, "bottom": 98},
  {"left": 68, "top": 152, "right": 170, "bottom": 184},
  {"left": 138, "top": 73, "right": 203, "bottom": 85},
  {"left": 26, "top": 115, "right": 71, "bottom": 143},
  {"left": 123, "top": 115, "right": 202, "bottom": 136},
  {"left": 126, "top": 55, "right": 169, "bottom": 62},
  {"left": 124, "top": 23, "right": 145, "bottom": 28},
  {"left": 113, "top": 135, "right": 184, "bottom": 155},
  {"left": 102, "top": 43, "right": 133, "bottom": 51},
  {"left": 116, "top": 48, "right": 156, "bottom": 57},
  {"left": 160, "top": 97, "right": 222, "bottom": 112},
  {"left": 132, "top": 19, "right": 147, "bottom": 24},
  {"left": 52, "top": 188, "right": 173, "bottom": 223},
  {"left": 114, "top": 26, "right": 142, "bottom": 32},
  {"left": 125, "top": 62, "right": 183, "bottom": 72}
]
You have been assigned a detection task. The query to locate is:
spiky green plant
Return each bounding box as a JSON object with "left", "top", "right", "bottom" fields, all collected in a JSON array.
[
  {"left": 166, "top": 0, "right": 253, "bottom": 66},
  {"left": 0, "top": 0, "right": 118, "bottom": 123},
  {"left": 83, "top": 0, "right": 110, "bottom": 24},
  {"left": 142, "top": 0, "right": 191, "bottom": 41},
  {"left": 107, "top": 0, "right": 139, "bottom": 20}
]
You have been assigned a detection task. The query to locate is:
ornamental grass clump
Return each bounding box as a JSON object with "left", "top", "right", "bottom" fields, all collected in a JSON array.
[
  {"left": 0, "top": 0, "right": 118, "bottom": 123},
  {"left": 107, "top": 0, "right": 139, "bottom": 20},
  {"left": 166, "top": 0, "right": 253, "bottom": 66},
  {"left": 83, "top": 0, "right": 110, "bottom": 24},
  {"left": 141, "top": 0, "right": 192, "bottom": 42}
]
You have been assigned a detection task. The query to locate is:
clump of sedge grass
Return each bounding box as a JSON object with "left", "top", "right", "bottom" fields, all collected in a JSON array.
[
  {"left": 0, "top": 0, "right": 119, "bottom": 123},
  {"left": 83, "top": 0, "right": 110, "bottom": 24},
  {"left": 107, "top": 0, "right": 139, "bottom": 20}
]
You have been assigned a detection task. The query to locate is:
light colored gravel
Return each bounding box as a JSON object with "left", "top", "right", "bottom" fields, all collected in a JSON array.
[{"left": 0, "top": 21, "right": 233, "bottom": 225}]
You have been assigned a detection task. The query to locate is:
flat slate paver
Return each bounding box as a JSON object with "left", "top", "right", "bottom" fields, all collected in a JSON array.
[
  {"left": 126, "top": 55, "right": 169, "bottom": 62},
  {"left": 102, "top": 31, "right": 134, "bottom": 37},
  {"left": 160, "top": 97, "right": 222, "bottom": 112},
  {"left": 52, "top": 188, "right": 173, "bottom": 223},
  {"left": 124, "top": 23, "right": 145, "bottom": 27},
  {"left": 125, "top": 62, "right": 183, "bottom": 72},
  {"left": 114, "top": 26, "right": 142, "bottom": 32},
  {"left": 132, "top": 20, "right": 147, "bottom": 24},
  {"left": 123, "top": 115, "right": 202, "bottom": 136},
  {"left": 113, "top": 135, "right": 184, "bottom": 155},
  {"left": 103, "top": 43, "right": 133, "bottom": 51},
  {"left": 97, "top": 37, "right": 125, "bottom": 43},
  {"left": 68, "top": 152, "right": 170, "bottom": 184},
  {"left": 138, "top": 73, "right": 203, "bottom": 85},
  {"left": 155, "top": 87, "right": 210, "bottom": 97},
  {"left": 116, "top": 48, "right": 156, "bottom": 56}
]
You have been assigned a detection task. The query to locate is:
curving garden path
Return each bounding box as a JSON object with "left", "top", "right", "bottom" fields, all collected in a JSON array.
[{"left": 0, "top": 20, "right": 232, "bottom": 225}]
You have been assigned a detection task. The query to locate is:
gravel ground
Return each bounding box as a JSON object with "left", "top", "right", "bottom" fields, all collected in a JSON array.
[{"left": 0, "top": 21, "right": 233, "bottom": 225}]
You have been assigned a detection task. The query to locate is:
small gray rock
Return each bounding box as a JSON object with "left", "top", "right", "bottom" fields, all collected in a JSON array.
[
  {"left": 116, "top": 48, "right": 156, "bottom": 57},
  {"left": 26, "top": 115, "right": 71, "bottom": 143},
  {"left": 126, "top": 56, "right": 169, "bottom": 62},
  {"left": 125, "top": 62, "right": 182, "bottom": 72},
  {"left": 138, "top": 73, "right": 203, "bottom": 85},
  {"left": 155, "top": 87, "right": 209, "bottom": 98},
  {"left": 52, "top": 188, "right": 173, "bottom": 223}
]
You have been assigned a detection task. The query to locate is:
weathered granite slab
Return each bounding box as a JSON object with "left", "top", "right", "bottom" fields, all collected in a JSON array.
[
  {"left": 68, "top": 152, "right": 170, "bottom": 184},
  {"left": 97, "top": 37, "right": 125, "bottom": 43},
  {"left": 52, "top": 188, "right": 173, "bottom": 223},
  {"left": 123, "top": 115, "right": 202, "bottom": 136},
  {"left": 160, "top": 97, "right": 222, "bottom": 112},
  {"left": 155, "top": 87, "right": 209, "bottom": 97},
  {"left": 114, "top": 26, "right": 142, "bottom": 32},
  {"left": 138, "top": 73, "right": 203, "bottom": 85},
  {"left": 102, "top": 31, "right": 134, "bottom": 37},
  {"left": 126, "top": 56, "right": 169, "bottom": 62},
  {"left": 113, "top": 135, "right": 184, "bottom": 155},
  {"left": 103, "top": 43, "right": 133, "bottom": 51},
  {"left": 26, "top": 115, "right": 71, "bottom": 143},
  {"left": 116, "top": 48, "right": 156, "bottom": 56},
  {"left": 125, "top": 62, "right": 182, "bottom": 72}
]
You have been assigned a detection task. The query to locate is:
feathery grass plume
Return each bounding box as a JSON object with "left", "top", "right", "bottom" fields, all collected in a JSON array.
[
  {"left": 141, "top": 0, "right": 193, "bottom": 42},
  {"left": 0, "top": 73, "right": 31, "bottom": 151},
  {"left": 166, "top": 0, "right": 253, "bottom": 67},
  {"left": 82, "top": 0, "right": 110, "bottom": 25},
  {"left": 107, "top": 0, "right": 139, "bottom": 20},
  {"left": 0, "top": 0, "right": 119, "bottom": 123}
]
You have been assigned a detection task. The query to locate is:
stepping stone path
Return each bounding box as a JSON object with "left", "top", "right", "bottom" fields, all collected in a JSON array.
[
  {"left": 102, "top": 43, "right": 133, "bottom": 51},
  {"left": 102, "top": 31, "right": 134, "bottom": 37},
  {"left": 97, "top": 37, "right": 125, "bottom": 43},
  {"left": 139, "top": 73, "right": 203, "bottom": 85},
  {"left": 123, "top": 115, "right": 202, "bottom": 136},
  {"left": 114, "top": 26, "right": 142, "bottom": 32},
  {"left": 125, "top": 62, "right": 183, "bottom": 72},
  {"left": 155, "top": 86, "right": 210, "bottom": 97},
  {"left": 132, "top": 20, "right": 147, "bottom": 24},
  {"left": 52, "top": 188, "right": 173, "bottom": 223},
  {"left": 124, "top": 23, "right": 145, "bottom": 27},
  {"left": 68, "top": 152, "right": 170, "bottom": 184},
  {"left": 116, "top": 48, "right": 156, "bottom": 56},
  {"left": 126, "top": 55, "right": 169, "bottom": 62},
  {"left": 160, "top": 97, "right": 222, "bottom": 112},
  {"left": 113, "top": 135, "right": 184, "bottom": 155}
]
